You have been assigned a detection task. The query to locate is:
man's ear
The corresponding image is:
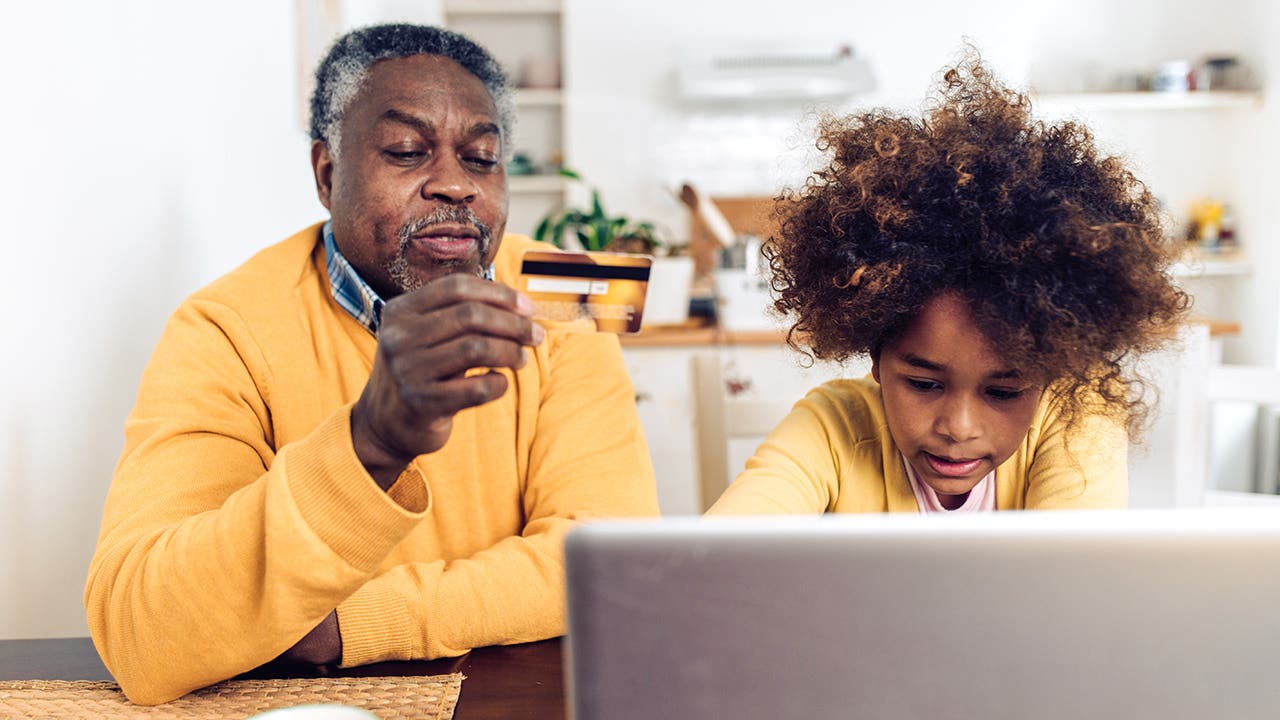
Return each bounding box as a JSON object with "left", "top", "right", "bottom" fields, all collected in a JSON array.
[{"left": 311, "top": 140, "right": 334, "bottom": 211}]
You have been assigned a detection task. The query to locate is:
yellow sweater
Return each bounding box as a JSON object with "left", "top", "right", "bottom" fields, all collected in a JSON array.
[
  {"left": 708, "top": 377, "right": 1126, "bottom": 514},
  {"left": 86, "top": 223, "right": 659, "bottom": 704}
]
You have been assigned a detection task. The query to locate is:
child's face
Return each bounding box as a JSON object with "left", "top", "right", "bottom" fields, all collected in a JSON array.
[{"left": 872, "top": 292, "right": 1042, "bottom": 507}]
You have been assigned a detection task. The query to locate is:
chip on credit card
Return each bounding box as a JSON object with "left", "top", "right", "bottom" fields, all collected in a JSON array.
[{"left": 518, "top": 250, "right": 652, "bottom": 333}]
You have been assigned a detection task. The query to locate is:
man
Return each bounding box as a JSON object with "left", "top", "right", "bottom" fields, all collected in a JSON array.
[{"left": 85, "top": 24, "right": 658, "bottom": 705}]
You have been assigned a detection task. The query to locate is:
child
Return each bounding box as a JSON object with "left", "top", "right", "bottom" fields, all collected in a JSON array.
[{"left": 708, "top": 54, "right": 1190, "bottom": 515}]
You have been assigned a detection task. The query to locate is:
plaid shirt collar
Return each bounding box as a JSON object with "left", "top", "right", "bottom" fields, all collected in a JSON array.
[
  {"left": 323, "top": 222, "right": 383, "bottom": 335},
  {"left": 322, "top": 221, "right": 497, "bottom": 336}
]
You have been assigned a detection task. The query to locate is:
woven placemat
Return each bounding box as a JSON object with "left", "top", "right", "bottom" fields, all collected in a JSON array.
[{"left": 0, "top": 674, "right": 463, "bottom": 719}]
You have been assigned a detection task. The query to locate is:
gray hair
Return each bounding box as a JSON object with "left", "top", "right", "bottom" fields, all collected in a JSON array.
[{"left": 310, "top": 23, "right": 514, "bottom": 160}]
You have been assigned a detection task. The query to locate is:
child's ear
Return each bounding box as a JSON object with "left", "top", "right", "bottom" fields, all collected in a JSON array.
[{"left": 871, "top": 355, "right": 881, "bottom": 384}]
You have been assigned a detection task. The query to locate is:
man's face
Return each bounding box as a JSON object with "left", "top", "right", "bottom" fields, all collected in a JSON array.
[
  {"left": 312, "top": 54, "right": 508, "bottom": 299},
  {"left": 872, "top": 291, "right": 1042, "bottom": 508}
]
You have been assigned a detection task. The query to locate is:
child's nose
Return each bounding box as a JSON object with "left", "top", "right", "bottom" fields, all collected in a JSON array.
[{"left": 935, "top": 394, "right": 981, "bottom": 442}]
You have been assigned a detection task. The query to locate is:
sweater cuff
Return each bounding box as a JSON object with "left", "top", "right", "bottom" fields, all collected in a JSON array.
[
  {"left": 387, "top": 461, "right": 431, "bottom": 513},
  {"left": 336, "top": 579, "right": 417, "bottom": 666},
  {"left": 285, "top": 405, "right": 431, "bottom": 573}
]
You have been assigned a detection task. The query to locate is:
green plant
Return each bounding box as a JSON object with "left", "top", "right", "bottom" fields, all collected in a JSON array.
[{"left": 533, "top": 168, "right": 663, "bottom": 254}]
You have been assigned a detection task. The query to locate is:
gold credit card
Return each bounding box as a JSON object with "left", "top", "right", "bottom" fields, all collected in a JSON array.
[{"left": 519, "top": 250, "right": 653, "bottom": 333}]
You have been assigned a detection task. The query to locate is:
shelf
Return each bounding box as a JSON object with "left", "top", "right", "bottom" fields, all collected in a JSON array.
[
  {"left": 1204, "top": 490, "right": 1280, "bottom": 507},
  {"left": 1035, "top": 91, "right": 1262, "bottom": 112},
  {"left": 442, "top": 0, "right": 561, "bottom": 14},
  {"left": 514, "top": 88, "right": 563, "bottom": 107},
  {"left": 509, "top": 174, "right": 566, "bottom": 194},
  {"left": 1171, "top": 249, "right": 1251, "bottom": 279}
]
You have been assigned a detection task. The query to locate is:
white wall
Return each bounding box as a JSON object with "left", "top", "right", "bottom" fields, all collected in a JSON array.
[{"left": 0, "top": 2, "right": 322, "bottom": 638}]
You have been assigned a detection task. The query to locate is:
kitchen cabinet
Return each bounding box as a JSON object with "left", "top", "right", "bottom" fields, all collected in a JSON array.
[{"left": 443, "top": 0, "right": 568, "bottom": 236}]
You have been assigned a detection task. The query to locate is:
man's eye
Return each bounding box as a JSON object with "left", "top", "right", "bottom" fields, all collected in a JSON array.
[
  {"left": 906, "top": 378, "right": 941, "bottom": 392},
  {"left": 384, "top": 149, "right": 425, "bottom": 162},
  {"left": 466, "top": 155, "right": 499, "bottom": 169}
]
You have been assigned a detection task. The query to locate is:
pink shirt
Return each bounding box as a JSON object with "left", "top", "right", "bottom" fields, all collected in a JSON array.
[{"left": 902, "top": 455, "right": 996, "bottom": 513}]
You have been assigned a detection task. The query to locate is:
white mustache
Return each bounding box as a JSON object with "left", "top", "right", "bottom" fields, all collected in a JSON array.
[{"left": 399, "top": 208, "right": 492, "bottom": 246}]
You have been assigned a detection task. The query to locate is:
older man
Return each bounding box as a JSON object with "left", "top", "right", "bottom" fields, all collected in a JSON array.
[{"left": 85, "top": 24, "right": 658, "bottom": 704}]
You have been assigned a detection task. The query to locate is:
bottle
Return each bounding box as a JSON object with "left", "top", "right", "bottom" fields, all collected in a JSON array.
[{"left": 1217, "top": 204, "right": 1237, "bottom": 250}]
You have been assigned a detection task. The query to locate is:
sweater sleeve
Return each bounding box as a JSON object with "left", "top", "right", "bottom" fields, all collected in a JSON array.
[
  {"left": 84, "top": 299, "right": 429, "bottom": 705},
  {"left": 333, "top": 329, "right": 661, "bottom": 665},
  {"left": 705, "top": 391, "right": 843, "bottom": 515},
  {"left": 1023, "top": 401, "right": 1129, "bottom": 509}
]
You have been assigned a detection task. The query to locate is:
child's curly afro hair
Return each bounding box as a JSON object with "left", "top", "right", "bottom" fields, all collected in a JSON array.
[{"left": 768, "top": 52, "right": 1191, "bottom": 437}]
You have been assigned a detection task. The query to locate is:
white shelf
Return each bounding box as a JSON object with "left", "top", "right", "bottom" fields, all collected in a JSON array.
[
  {"left": 443, "top": 0, "right": 561, "bottom": 14},
  {"left": 1035, "top": 91, "right": 1262, "bottom": 112},
  {"left": 1171, "top": 250, "right": 1251, "bottom": 279},
  {"left": 1204, "top": 489, "right": 1280, "bottom": 507},
  {"left": 514, "top": 88, "right": 563, "bottom": 107},
  {"left": 510, "top": 174, "right": 566, "bottom": 194}
]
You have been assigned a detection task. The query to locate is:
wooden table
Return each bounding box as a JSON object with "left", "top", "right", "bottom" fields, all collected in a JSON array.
[{"left": 0, "top": 637, "right": 565, "bottom": 719}]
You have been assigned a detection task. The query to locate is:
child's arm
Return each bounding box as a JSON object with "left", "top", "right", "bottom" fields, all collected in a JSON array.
[
  {"left": 704, "top": 409, "right": 833, "bottom": 515},
  {"left": 706, "top": 382, "right": 887, "bottom": 515}
]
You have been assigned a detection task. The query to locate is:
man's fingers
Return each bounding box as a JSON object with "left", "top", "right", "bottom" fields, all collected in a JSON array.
[
  {"left": 398, "top": 335, "right": 529, "bottom": 380},
  {"left": 407, "top": 300, "right": 544, "bottom": 349},
  {"left": 405, "top": 371, "right": 510, "bottom": 418},
  {"left": 392, "top": 272, "right": 533, "bottom": 316}
]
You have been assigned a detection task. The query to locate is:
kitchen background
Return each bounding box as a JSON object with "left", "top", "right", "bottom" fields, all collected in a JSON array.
[{"left": 2, "top": 0, "right": 1277, "bottom": 639}]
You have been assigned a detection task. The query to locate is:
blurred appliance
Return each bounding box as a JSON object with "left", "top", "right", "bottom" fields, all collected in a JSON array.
[
  {"left": 679, "top": 183, "right": 782, "bottom": 331},
  {"left": 677, "top": 39, "right": 874, "bottom": 101}
]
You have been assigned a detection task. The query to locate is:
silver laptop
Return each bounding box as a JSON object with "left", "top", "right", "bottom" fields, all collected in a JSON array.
[{"left": 565, "top": 509, "right": 1280, "bottom": 720}]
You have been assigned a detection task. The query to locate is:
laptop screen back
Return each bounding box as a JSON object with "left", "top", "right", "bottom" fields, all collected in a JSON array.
[{"left": 565, "top": 510, "right": 1280, "bottom": 720}]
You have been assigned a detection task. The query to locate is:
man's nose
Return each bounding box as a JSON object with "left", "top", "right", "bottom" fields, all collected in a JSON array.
[
  {"left": 935, "top": 393, "right": 981, "bottom": 442},
  {"left": 421, "top": 156, "right": 480, "bottom": 205}
]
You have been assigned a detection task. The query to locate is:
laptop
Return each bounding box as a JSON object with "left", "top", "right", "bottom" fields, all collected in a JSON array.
[{"left": 564, "top": 509, "right": 1280, "bottom": 720}]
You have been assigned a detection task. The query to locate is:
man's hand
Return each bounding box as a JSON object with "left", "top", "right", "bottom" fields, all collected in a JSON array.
[
  {"left": 279, "top": 610, "right": 341, "bottom": 667},
  {"left": 351, "top": 273, "right": 544, "bottom": 489}
]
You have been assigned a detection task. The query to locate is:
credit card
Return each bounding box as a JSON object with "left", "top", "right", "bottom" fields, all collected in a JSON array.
[{"left": 519, "top": 250, "right": 653, "bottom": 333}]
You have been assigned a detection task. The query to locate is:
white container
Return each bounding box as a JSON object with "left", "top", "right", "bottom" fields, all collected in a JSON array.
[
  {"left": 641, "top": 256, "right": 695, "bottom": 327},
  {"left": 715, "top": 268, "right": 786, "bottom": 331},
  {"left": 1151, "top": 60, "right": 1192, "bottom": 92}
]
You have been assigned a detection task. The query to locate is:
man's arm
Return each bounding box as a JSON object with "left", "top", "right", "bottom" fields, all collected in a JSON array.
[
  {"left": 331, "top": 325, "right": 660, "bottom": 665},
  {"left": 86, "top": 275, "right": 546, "bottom": 703},
  {"left": 85, "top": 297, "right": 417, "bottom": 704}
]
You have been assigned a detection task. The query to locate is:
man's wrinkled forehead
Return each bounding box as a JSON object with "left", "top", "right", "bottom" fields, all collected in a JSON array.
[
  {"left": 373, "top": 107, "right": 501, "bottom": 143},
  {"left": 350, "top": 55, "right": 500, "bottom": 129}
]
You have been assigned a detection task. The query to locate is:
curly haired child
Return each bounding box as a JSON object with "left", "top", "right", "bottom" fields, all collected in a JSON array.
[{"left": 708, "top": 53, "right": 1190, "bottom": 515}]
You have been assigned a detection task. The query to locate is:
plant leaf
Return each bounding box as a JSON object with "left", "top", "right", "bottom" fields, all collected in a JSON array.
[
  {"left": 533, "top": 214, "right": 552, "bottom": 243},
  {"left": 590, "top": 189, "right": 605, "bottom": 221},
  {"left": 551, "top": 214, "right": 574, "bottom": 249}
]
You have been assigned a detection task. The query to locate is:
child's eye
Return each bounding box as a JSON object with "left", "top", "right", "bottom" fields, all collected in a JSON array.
[
  {"left": 906, "top": 378, "right": 942, "bottom": 392},
  {"left": 986, "top": 387, "right": 1025, "bottom": 401}
]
